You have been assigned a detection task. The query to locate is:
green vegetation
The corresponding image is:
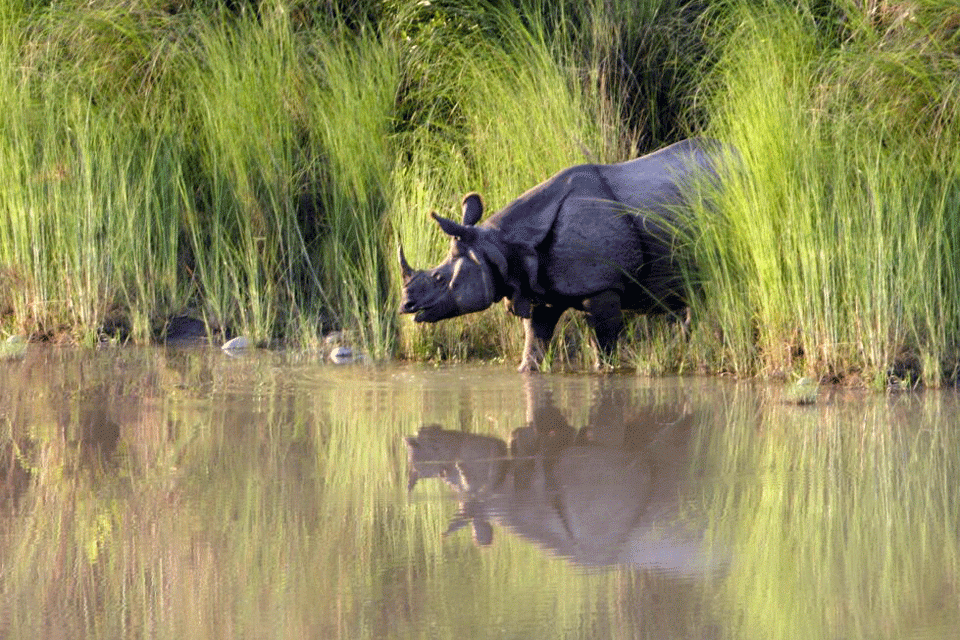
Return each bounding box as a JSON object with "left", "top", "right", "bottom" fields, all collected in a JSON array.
[
  {"left": 698, "top": 386, "right": 960, "bottom": 639},
  {"left": 0, "top": 0, "right": 403, "bottom": 352},
  {"left": 0, "top": 1, "right": 958, "bottom": 385},
  {"left": 687, "top": 1, "right": 960, "bottom": 387}
]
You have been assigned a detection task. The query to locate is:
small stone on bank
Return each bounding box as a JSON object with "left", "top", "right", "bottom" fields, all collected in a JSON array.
[
  {"left": 329, "top": 345, "right": 354, "bottom": 364},
  {"left": 783, "top": 377, "right": 819, "bottom": 405},
  {"left": 222, "top": 336, "right": 251, "bottom": 351},
  {"left": 0, "top": 335, "right": 27, "bottom": 360}
]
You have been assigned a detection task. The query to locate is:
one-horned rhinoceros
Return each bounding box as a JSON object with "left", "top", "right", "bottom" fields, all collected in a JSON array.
[{"left": 398, "top": 138, "right": 727, "bottom": 372}]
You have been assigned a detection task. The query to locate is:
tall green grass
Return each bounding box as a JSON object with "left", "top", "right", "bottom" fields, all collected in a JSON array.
[
  {"left": 686, "top": 1, "right": 960, "bottom": 385},
  {"left": 0, "top": 7, "right": 186, "bottom": 344},
  {"left": 2, "top": 1, "right": 959, "bottom": 384},
  {"left": 180, "top": 13, "right": 400, "bottom": 351},
  {"left": 0, "top": 0, "right": 681, "bottom": 362},
  {"left": 0, "top": 2, "right": 404, "bottom": 351}
]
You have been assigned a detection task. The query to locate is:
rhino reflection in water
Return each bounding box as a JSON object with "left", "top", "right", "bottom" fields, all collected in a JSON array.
[{"left": 405, "top": 380, "right": 720, "bottom": 572}]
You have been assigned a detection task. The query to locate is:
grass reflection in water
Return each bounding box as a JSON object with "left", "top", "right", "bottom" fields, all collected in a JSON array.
[{"left": 0, "top": 347, "right": 958, "bottom": 639}]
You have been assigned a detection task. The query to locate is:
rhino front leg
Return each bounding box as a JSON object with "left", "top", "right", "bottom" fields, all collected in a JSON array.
[
  {"left": 583, "top": 290, "right": 624, "bottom": 369},
  {"left": 519, "top": 304, "right": 566, "bottom": 372}
]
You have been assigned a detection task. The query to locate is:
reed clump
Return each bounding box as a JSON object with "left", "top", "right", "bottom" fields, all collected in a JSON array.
[
  {"left": 686, "top": 1, "right": 960, "bottom": 386},
  {"left": 0, "top": 1, "right": 403, "bottom": 352}
]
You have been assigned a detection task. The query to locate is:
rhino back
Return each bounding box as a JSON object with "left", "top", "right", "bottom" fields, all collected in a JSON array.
[
  {"left": 607, "top": 138, "right": 720, "bottom": 201},
  {"left": 483, "top": 138, "right": 719, "bottom": 304}
]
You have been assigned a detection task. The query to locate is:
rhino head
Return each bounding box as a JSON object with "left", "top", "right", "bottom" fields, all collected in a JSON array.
[
  {"left": 398, "top": 193, "right": 508, "bottom": 323},
  {"left": 404, "top": 425, "right": 509, "bottom": 545}
]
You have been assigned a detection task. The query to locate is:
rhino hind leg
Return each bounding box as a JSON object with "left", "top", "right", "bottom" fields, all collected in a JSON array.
[
  {"left": 583, "top": 290, "right": 624, "bottom": 369},
  {"left": 519, "top": 304, "right": 567, "bottom": 372}
]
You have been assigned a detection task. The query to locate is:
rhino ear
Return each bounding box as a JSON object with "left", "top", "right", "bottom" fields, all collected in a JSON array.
[
  {"left": 461, "top": 193, "right": 484, "bottom": 226},
  {"left": 404, "top": 436, "right": 420, "bottom": 492},
  {"left": 472, "top": 519, "right": 493, "bottom": 546},
  {"left": 432, "top": 212, "right": 478, "bottom": 243},
  {"left": 407, "top": 468, "right": 419, "bottom": 493}
]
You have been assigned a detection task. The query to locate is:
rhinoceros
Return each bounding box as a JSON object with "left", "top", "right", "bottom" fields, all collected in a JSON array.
[
  {"left": 397, "top": 138, "right": 727, "bottom": 371},
  {"left": 403, "top": 381, "right": 719, "bottom": 571}
]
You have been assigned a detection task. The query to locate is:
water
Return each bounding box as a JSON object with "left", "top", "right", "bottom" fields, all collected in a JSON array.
[{"left": 1, "top": 346, "right": 958, "bottom": 639}]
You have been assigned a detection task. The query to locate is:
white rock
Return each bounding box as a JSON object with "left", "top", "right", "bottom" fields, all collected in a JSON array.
[
  {"left": 222, "top": 336, "right": 251, "bottom": 351},
  {"left": 329, "top": 346, "right": 354, "bottom": 364}
]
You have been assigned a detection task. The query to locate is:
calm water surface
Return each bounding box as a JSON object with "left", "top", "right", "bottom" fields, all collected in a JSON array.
[{"left": 1, "top": 346, "right": 958, "bottom": 639}]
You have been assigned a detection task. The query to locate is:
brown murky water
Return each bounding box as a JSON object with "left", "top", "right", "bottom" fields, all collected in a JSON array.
[{"left": 1, "top": 346, "right": 958, "bottom": 639}]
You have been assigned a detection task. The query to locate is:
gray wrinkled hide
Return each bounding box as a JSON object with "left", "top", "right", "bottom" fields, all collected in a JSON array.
[{"left": 398, "top": 138, "right": 730, "bottom": 371}]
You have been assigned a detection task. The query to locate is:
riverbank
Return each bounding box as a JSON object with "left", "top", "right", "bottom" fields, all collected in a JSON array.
[{"left": 1, "top": 1, "right": 958, "bottom": 387}]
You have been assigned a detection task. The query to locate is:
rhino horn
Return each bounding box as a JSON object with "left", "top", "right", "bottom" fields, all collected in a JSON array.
[
  {"left": 432, "top": 212, "right": 478, "bottom": 243},
  {"left": 443, "top": 513, "right": 471, "bottom": 537},
  {"left": 472, "top": 519, "right": 493, "bottom": 546},
  {"left": 397, "top": 243, "right": 414, "bottom": 281}
]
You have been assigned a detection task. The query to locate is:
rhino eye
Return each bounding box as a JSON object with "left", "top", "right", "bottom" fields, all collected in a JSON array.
[{"left": 433, "top": 273, "right": 446, "bottom": 285}]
